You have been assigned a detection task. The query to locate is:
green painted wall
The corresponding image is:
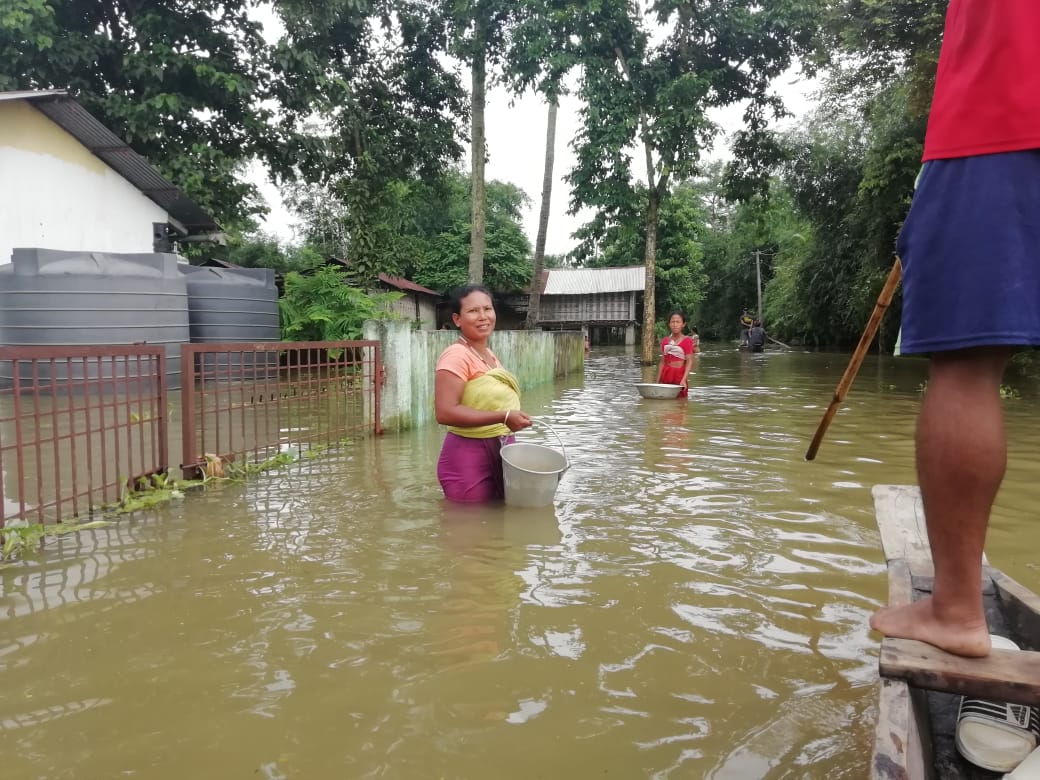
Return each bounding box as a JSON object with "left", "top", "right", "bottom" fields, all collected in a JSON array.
[{"left": 364, "top": 321, "right": 584, "bottom": 432}]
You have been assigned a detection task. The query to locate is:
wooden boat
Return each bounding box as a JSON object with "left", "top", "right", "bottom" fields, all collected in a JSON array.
[{"left": 872, "top": 485, "right": 1040, "bottom": 779}]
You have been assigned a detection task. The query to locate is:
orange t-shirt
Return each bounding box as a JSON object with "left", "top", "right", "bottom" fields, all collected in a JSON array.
[{"left": 435, "top": 343, "right": 501, "bottom": 381}]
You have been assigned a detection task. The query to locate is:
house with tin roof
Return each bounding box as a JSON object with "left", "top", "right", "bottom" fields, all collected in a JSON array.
[
  {"left": 0, "top": 89, "right": 221, "bottom": 264},
  {"left": 506, "top": 265, "right": 645, "bottom": 345}
]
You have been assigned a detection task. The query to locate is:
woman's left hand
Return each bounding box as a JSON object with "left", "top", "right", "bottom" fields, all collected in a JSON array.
[{"left": 505, "top": 409, "right": 533, "bottom": 432}]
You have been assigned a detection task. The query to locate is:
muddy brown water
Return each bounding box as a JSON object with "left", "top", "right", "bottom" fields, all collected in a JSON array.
[{"left": 3, "top": 344, "right": 1039, "bottom": 779}]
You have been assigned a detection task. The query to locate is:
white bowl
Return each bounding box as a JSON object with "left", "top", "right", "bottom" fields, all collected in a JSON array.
[{"left": 634, "top": 383, "right": 682, "bottom": 399}]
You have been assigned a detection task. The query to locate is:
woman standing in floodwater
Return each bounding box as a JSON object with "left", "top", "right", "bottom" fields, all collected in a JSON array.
[
  {"left": 656, "top": 311, "right": 695, "bottom": 398},
  {"left": 434, "top": 285, "right": 533, "bottom": 502}
]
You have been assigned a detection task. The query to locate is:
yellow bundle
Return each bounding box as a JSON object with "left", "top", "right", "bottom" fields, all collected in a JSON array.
[{"left": 448, "top": 367, "right": 521, "bottom": 439}]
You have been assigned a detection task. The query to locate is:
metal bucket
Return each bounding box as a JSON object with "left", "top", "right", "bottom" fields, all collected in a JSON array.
[{"left": 500, "top": 421, "right": 568, "bottom": 508}]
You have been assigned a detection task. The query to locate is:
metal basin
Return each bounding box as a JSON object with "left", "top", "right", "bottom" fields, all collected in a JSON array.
[{"left": 634, "top": 383, "right": 682, "bottom": 399}]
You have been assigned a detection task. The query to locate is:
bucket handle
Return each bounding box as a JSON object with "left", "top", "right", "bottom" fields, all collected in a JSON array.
[{"left": 529, "top": 418, "right": 569, "bottom": 471}]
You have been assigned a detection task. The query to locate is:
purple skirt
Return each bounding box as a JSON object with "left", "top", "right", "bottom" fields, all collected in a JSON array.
[
  {"left": 897, "top": 150, "right": 1040, "bottom": 354},
  {"left": 437, "top": 432, "right": 516, "bottom": 503}
]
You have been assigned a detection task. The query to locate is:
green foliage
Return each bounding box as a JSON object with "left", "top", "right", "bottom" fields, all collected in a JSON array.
[
  {"left": 0, "top": 0, "right": 469, "bottom": 232},
  {"left": 269, "top": 0, "right": 468, "bottom": 282},
  {"left": 695, "top": 169, "right": 813, "bottom": 342},
  {"left": 110, "top": 471, "right": 194, "bottom": 514},
  {"left": 549, "top": 0, "right": 829, "bottom": 358},
  {"left": 999, "top": 385, "right": 1021, "bottom": 401},
  {"left": 765, "top": 72, "right": 922, "bottom": 348},
  {"left": 828, "top": 0, "right": 948, "bottom": 119},
  {"left": 573, "top": 180, "right": 709, "bottom": 324},
  {"left": 207, "top": 231, "right": 325, "bottom": 275},
  {"left": 278, "top": 265, "right": 403, "bottom": 342},
  {"left": 289, "top": 170, "right": 533, "bottom": 295},
  {"left": 1, "top": 519, "right": 113, "bottom": 563},
  {"left": 223, "top": 451, "right": 300, "bottom": 479}
]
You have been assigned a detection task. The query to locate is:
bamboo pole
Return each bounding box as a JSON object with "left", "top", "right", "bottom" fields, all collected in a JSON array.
[{"left": 805, "top": 258, "right": 903, "bottom": 461}]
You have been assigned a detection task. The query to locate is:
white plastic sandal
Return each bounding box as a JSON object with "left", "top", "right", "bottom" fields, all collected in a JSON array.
[
  {"left": 956, "top": 635, "right": 1040, "bottom": 773},
  {"left": 1005, "top": 744, "right": 1040, "bottom": 778}
]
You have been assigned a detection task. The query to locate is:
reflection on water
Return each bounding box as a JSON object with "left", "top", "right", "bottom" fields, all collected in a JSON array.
[{"left": 2, "top": 344, "right": 1040, "bottom": 778}]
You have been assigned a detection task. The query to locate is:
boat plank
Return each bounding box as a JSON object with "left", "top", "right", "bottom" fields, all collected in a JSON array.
[
  {"left": 880, "top": 639, "right": 1040, "bottom": 706},
  {"left": 873, "top": 679, "right": 932, "bottom": 780},
  {"left": 871, "top": 484, "right": 1039, "bottom": 778},
  {"left": 992, "top": 569, "right": 1040, "bottom": 650},
  {"left": 871, "top": 484, "right": 989, "bottom": 571},
  {"left": 873, "top": 558, "right": 934, "bottom": 779}
]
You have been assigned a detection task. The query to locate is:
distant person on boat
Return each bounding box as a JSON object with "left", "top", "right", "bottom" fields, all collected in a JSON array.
[
  {"left": 690, "top": 326, "right": 701, "bottom": 354},
  {"left": 748, "top": 320, "right": 766, "bottom": 352},
  {"left": 434, "top": 285, "right": 533, "bottom": 502},
  {"left": 739, "top": 309, "right": 754, "bottom": 346},
  {"left": 656, "top": 311, "right": 695, "bottom": 398},
  {"left": 869, "top": 0, "right": 1040, "bottom": 658}
]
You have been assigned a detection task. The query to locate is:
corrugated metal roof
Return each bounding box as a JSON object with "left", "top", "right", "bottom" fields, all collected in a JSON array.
[
  {"left": 0, "top": 90, "right": 220, "bottom": 235},
  {"left": 543, "top": 266, "right": 645, "bottom": 295},
  {"left": 378, "top": 272, "right": 440, "bottom": 297},
  {"left": 0, "top": 89, "right": 66, "bottom": 102}
]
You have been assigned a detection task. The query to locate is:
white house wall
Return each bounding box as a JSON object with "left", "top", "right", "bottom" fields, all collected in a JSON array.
[{"left": 0, "top": 100, "right": 169, "bottom": 264}]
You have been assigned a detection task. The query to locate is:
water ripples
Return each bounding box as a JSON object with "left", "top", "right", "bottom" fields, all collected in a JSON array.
[{"left": 7, "top": 345, "right": 1040, "bottom": 778}]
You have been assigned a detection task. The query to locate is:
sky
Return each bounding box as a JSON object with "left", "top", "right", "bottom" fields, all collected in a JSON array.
[{"left": 247, "top": 9, "right": 820, "bottom": 258}]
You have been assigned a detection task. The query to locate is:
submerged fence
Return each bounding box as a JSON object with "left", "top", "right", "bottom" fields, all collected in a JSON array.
[
  {"left": 179, "top": 341, "right": 382, "bottom": 479},
  {"left": 0, "top": 341, "right": 382, "bottom": 528},
  {"left": 0, "top": 345, "right": 169, "bottom": 526}
]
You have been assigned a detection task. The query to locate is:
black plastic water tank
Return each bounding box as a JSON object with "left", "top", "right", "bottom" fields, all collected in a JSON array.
[
  {"left": 179, "top": 265, "right": 280, "bottom": 380},
  {"left": 0, "top": 248, "right": 190, "bottom": 388}
]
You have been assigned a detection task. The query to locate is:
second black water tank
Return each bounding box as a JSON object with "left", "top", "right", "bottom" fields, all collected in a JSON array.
[{"left": 179, "top": 265, "right": 280, "bottom": 380}]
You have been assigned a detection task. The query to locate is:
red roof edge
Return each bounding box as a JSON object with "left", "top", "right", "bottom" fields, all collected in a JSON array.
[{"left": 377, "top": 272, "right": 440, "bottom": 297}]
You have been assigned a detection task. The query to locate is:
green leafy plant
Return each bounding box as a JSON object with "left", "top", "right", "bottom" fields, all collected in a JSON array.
[
  {"left": 278, "top": 266, "right": 403, "bottom": 342},
  {"left": 1, "top": 519, "right": 113, "bottom": 564}
]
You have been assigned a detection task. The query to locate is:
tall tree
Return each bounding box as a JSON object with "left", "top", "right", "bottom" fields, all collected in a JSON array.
[
  {"left": 505, "top": 0, "right": 582, "bottom": 327},
  {"left": 441, "top": 0, "right": 522, "bottom": 284},
  {"left": 271, "top": 0, "right": 468, "bottom": 285},
  {"left": 566, "top": 0, "right": 827, "bottom": 362},
  {"left": 410, "top": 174, "right": 533, "bottom": 293},
  {"left": 524, "top": 99, "right": 558, "bottom": 329}
]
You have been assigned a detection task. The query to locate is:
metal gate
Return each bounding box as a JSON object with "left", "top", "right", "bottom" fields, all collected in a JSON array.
[
  {"left": 0, "top": 345, "right": 168, "bottom": 526},
  {"left": 179, "top": 341, "right": 382, "bottom": 479}
]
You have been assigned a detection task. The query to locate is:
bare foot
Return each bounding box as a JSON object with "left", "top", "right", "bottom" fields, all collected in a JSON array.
[{"left": 870, "top": 597, "right": 991, "bottom": 657}]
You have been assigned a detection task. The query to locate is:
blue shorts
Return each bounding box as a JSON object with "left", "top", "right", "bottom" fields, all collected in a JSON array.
[{"left": 897, "top": 150, "right": 1040, "bottom": 354}]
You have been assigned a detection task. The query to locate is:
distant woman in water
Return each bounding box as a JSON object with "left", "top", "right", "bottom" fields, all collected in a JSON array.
[
  {"left": 656, "top": 311, "right": 695, "bottom": 398},
  {"left": 434, "top": 285, "right": 533, "bottom": 502}
]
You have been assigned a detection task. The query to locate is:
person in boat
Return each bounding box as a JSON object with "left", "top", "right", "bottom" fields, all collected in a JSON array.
[
  {"left": 869, "top": 0, "right": 1040, "bottom": 658},
  {"left": 738, "top": 309, "right": 754, "bottom": 346},
  {"left": 656, "top": 311, "right": 695, "bottom": 398},
  {"left": 748, "top": 320, "right": 766, "bottom": 352},
  {"left": 434, "top": 285, "right": 533, "bottom": 502}
]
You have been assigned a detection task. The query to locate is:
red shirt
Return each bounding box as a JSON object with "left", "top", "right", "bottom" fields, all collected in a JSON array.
[{"left": 923, "top": 0, "right": 1040, "bottom": 161}]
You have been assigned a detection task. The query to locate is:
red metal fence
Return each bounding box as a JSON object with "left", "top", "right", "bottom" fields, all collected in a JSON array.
[
  {"left": 0, "top": 341, "right": 383, "bottom": 528},
  {"left": 179, "top": 341, "right": 382, "bottom": 479},
  {"left": 0, "top": 345, "right": 168, "bottom": 527}
]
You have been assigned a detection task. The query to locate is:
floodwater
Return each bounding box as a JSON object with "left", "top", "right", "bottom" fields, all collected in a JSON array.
[{"left": 3, "top": 344, "right": 1040, "bottom": 779}]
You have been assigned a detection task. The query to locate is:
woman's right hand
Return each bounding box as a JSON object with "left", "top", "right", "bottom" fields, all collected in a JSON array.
[{"left": 505, "top": 409, "right": 533, "bottom": 432}]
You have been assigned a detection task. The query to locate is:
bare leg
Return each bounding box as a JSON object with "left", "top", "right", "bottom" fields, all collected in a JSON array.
[{"left": 870, "top": 346, "right": 1012, "bottom": 657}]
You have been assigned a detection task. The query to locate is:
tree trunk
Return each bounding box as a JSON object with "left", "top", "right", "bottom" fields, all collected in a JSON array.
[
  {"left": 525, "top": 98, "right": 558, "bottom": 330},
  {"left": 641, "top": 194, "right": 659, "bottom": 364},
  {"left": 468, "top": 39, "right": 487, "bottom": 284}
]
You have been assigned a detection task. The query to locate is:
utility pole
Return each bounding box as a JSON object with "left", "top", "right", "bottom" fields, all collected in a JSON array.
[{"left": 755, "top": 250, "right": 763, "bottom": 322}]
